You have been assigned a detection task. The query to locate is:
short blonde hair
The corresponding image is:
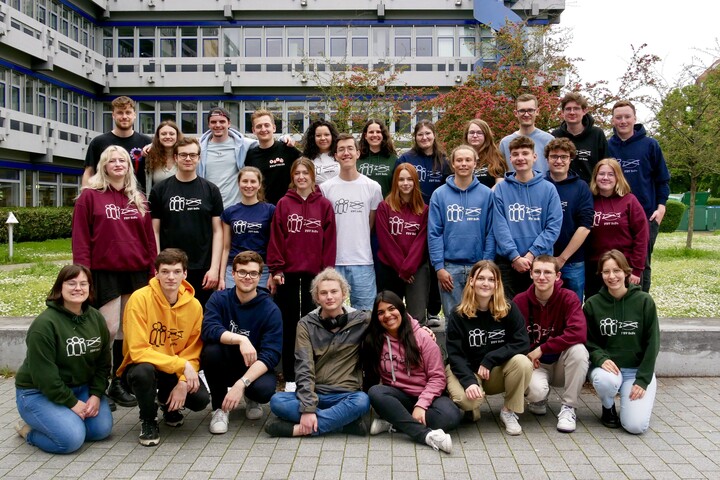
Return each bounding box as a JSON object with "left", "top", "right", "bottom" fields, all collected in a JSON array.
[
  {"left": 310, "top": 268, "right": 350, "bottom": 306},
  {"left": 590, "top": 158, "right": 632, "bottom": 197},
  {"left": 456, "top": 260, "right": 510, "bottom": 321}
]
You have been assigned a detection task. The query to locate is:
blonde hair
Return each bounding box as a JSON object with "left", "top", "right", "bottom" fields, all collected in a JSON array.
[
  {"left": 86, "top": 145, "right": 147, "bottom": 215},
  {"left": 456, "top": 260, "right": 510, "bottom": 321},
  {"left": 310, "top": 268, "right": 350, "bottom": 306},
  {"left": 590, "top": 158, "right": 632, "bottom": 197}
]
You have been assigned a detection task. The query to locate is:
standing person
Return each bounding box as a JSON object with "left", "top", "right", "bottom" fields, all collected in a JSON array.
[
  {"left": 493, "top": 136, "right": 562, "bottom": 298},
  {"left": 544, "top": 138, "right": 594, "bottom": 301},
  {"left": 14, "top": 265, "right": 113, "bottom": 454},
  {"left": 245, "top": 109, "right": 301, "bottom": 205},
  {"left": 201, "top": 251, "right": 283, "bottom": 434},
  {"left": 265, "top": 268, "right": 371, "bottom": 437},
  {"left": 513, "top": 255, "right": 588, "bottom": 434},
  {"left": 144, "top": 120, "right": 182, "bottom": 192},
  {"left": 608, "top": 100, "right": 670, "bottom": 292},
  {"left": 445, "top": 260, "right": 532, "bottom": 435},
  {"left": 117, "top": 249, "right": 209, "bottom": 447},
  {"left": 428, "top": 146, "right": 495, "bottom": 319},
  {"left": 463, "top": 119, "right": 507, "bottom": 188},
  {"left": 83, "top": 96, "right": 152, "bottom": 191},
  {"left": 218, "top": 167, "right": 275, "bottom": 291},
  {"left": 267, "top": 157, "right": 336, "bottom": 393},
  {"left": 375, "top": 163, "right": 430, "bottom": 323},
  {"left": 302, "top": 119, "right": 340, "bottom": 185},
  {"left": 585, "top": 159, "right": 649, "bottom": 298},
  {"left": 358, "top": 119, "right": 398, "bottom": 197},
  {"left": 363, "top": 291, "right": 462, "bottom": 453},
  {"left": 72, "top": 145, "right": 157, "bottom": 409},
  {"left": 320, "top": 134, "right": 383, "bottom": 310},
  {"left": 499, "top": 94, "right": 555, "bottom": 174},
  {"left": 551, "top": 92, "right": 608, "bottom": 184},
  {"left": 150, "top": 137, "right": 224, "bottom": 307},
  {"left": 585, "top": 250, "right": 660, "bottom": 435}
]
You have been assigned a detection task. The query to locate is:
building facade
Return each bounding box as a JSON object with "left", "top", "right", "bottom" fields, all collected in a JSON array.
[{"left": 0, "top": 0, "right": 563, "bottom": 207}]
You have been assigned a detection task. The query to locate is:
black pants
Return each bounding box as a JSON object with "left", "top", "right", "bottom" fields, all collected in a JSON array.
[
  {"left": 496, "top": 257, "right": 533, "bottom": 300},
  {"left": 643, "top": 220, "right": 659, "bottom": 293},
  {"left": 123, "top": 363, "right": 210, "bottom": 421},
  {"left": 200, "top": 343, "right": 277, "bottom": 410},
  {"left": 274, "top": 272, "right": 315, "bottom": 382},
  {"left": 368, "top": 384, "right": 463, "bottom": 444},
  {"left": 186, "top": 268, "right": 213, "bottom": 308},
  {"left": 427, "top": 264, "right": 441, "bottom": 316}
]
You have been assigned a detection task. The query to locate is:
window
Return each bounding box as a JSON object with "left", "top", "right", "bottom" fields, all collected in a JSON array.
[
  {"left": 139, "top": 27, "right": 155, "bottom": 58},
  {"left": 159, "top": 101, "right": 176, "bottom": 123},
  {"left": 438, "top": 27, "right": 454, "bottom": 57},
  {"left": 416, "top": 27, "right": 432, "bottom": 57},
  {"left": 394, "top": 27, "right": 411, "bottom": 57},
  {"left": 329, "top": 27, "right": 347, "bottom": 57},
  {"left": 10, "top": 71, "right": 21, "bottom": 111},
  {"left": 160, "top": 28, "right": 176, "bottom": 57},
  {"left": 181, "top": 27, "right": 197, "bottom": 57},
  {"left": 245, "top": 28, "right": 262, "bottom": 56},
  {"left": 224, "top": 28, "right": 241, "bottom": 56},
  {"left": 37, "top": 171, "right": 58, "bottom": 207},
  {"left": 61, "top": 174, "right": 80, "bottom": 207},
  {"left": 117, "top": 27, "right": 134, "bottom": 58},
  {"left": 103, "top": 28, "right": 113, "bottom": 57},
  {"left": 266, "top": 27, "right": 283, "bottom": 57},
  {"left": 138, "top": 102, "right": 155, "bottom": 135},
  {"left": 202, "top": 28, "right": 219, "bottom": 57},
  {"left": 372, "top": 28, "right": 389, "bottom": 57},
  {"left": 309, "top": 27, "right": 325, "bottom": 57},
  {"left": 181, "top": 101, "right": 198, "bottom": 134},
  {"left": 0, "top": 169, "right": 21, "bottom": 207},
  {"left": 351, "top": 28, "right": 368, "bottom": 56},
  {"left": 287, "top": 27, "right": 304, "bottom": 57}
]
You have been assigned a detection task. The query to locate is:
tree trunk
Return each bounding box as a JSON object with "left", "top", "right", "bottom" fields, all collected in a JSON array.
[{"left": 686, "top": 177, "right": 697, "bottom": 249}]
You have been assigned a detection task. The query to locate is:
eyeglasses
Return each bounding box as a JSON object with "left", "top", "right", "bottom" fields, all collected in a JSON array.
[
  {"left": 516, "top": 108, "right": 537, "bottom": 116},
  {"left": 531, "top": 270, "right": 556, "bottom": 277},
  {"left": 601, "top": 268, "right": 625, "bottom": 276},
  {"left": 336, "top": 146, "right": 357, "bottom": 154},
  {"left": 64, "top": 281, "right": 89, "bottom": 289},
  {"left": 564, "top": 106, "right": 583, "bottom": 112},
  {"left": 548, "top": 154, "right": 571, "bottom": 162},
  {"left": 176, "top": 153, "right": 200, "bottom": 160},
  {"left": 468, "top": 131, "right": 485, "bottom": 137},
  {"left": 234, "top": 270, "right": 260, "bottom": 279}
]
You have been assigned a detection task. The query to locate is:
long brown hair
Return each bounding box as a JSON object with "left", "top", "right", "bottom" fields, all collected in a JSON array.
[
  {"left": 365, "top": 291, "right": 422, "bottom": 374},
  {"left": 456, "top": 260, "right": 510, "bottom": 321},
  {"left": 146, "top": 120, "right": 183, "bottom": 174},
  {"left": 411, "top": 120, "right": 446, "bottom": 174},
  {"left": 385, "top": 163, "right": 425, "bottom": 215},
  {"left": 359, "top": 119, "right": 396, "bottom": 158},
  {"left": 462, "top": 119, "right": 507, "bottom": 178}
]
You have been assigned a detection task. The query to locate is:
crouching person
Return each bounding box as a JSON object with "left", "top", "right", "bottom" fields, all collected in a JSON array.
[
  {"left": 117, "top": 249, "right": 210, "bottom": 447},
  {"left": 201, "top": 250, "right": 282, "bottom": 434},
  {"left": 266, "top": 268, "right": 371, "bottom": 437}
]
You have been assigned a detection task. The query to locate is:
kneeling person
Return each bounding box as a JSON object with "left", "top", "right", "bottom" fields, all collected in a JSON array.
[
  {"left": 201, "top": 251, "right": 282, "bottom": 434},
  {"left": 118, "top": 249, "right": 210, "bottom": 447}
]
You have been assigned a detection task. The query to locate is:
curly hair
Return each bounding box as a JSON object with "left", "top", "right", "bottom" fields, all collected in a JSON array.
[{"left": 302, "top": 119, "right": 340, "bottom": 159}]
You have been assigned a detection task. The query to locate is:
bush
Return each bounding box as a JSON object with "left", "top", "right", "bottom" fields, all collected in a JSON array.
[
  {"left": 660, "top": 199, "right": 686, "bottom": 233},
  {"left": 0, "top": 207, "right": 73, "bottom": 243},
  {"left": 707, "top": 197, "right": 720, "bottom": 206}
]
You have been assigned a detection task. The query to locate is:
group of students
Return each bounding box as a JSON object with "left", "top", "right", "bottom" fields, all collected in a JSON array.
[{"left": 14, "top": 91, "right": 666, "bottom": 455}]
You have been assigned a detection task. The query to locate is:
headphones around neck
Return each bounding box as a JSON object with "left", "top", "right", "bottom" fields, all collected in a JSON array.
[{"left": 320, "top": 313, "right": 348, "bottom": 331}]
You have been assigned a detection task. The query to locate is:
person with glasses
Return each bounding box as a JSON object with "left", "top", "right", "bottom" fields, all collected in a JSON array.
[
  {"left": 15, "top": 265, "right": 113, "bottom": 454},
  {"left": 551, "top": 92, "right": 608, "bottom": 184},
  {"left": 201, "top": 251, "right": 283, "bottom": 435},
  {"left": 499, "top": 93, "right": 555, "bottom": 174},
  {"left": 462, "top": 119, "right": 507, "bottom": 189},
  {"left": 543, "top": 138, "right": 594, "bottom": 301},
  {"left": 149, "top": 137, "right": 224, "bottom": 307}
]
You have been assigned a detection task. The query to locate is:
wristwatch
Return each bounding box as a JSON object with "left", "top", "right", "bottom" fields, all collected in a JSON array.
[{"left": 240, "top": 377, "right": 252, "bottom": 388}]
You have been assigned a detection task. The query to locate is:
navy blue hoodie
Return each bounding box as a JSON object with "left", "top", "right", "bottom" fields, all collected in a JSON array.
[
  {"left": 201, "top": 287, "right": 282, "bottom": 370},
  {"left": 395, "top": 150, "right": 451, "bottom": 204},
  {"left": 608, "top": 124, "right": 670, "bottom": 219},
  {"left": 545, "top": 171, "right": 594, "bottom": 263}
]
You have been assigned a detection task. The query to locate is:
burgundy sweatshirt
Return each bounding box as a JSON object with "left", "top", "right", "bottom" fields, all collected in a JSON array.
[{"left": 376, "top": 201, "right": 429, "bottom": 281}]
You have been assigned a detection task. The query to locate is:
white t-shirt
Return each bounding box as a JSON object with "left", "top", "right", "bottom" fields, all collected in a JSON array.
[
  {"left": 313, "top": 153, "right": 340, "bottom": 185},
  {"left": 205, "top": 139, "right": 240, "bottom": 208},
  {"left": 320, "top": 174, "right": 382, "bottom": 266}
]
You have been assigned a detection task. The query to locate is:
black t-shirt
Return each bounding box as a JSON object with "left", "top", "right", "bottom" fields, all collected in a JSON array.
[
  {"left": 84, "top": 131, "right": 152, "bottom": 191},
  {"left": 149, "top": 176, "right": 224, "bottom": 270},
  {"left": 245, "top": 141, "right": 301, "bottom": 205}
]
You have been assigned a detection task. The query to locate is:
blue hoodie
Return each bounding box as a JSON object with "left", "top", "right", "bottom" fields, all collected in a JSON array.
[
  {"left": 201, "top": 287, "right": 282, "bottom": 370},
  {"left": 493, "top": 171, "right": 562, "bottom": 260},
  {"left": 545, "top": 171, "right": 594, "bottom": 263},
  {"left": 395, "top": 150, "right": 451, "bottom": 205},
  {"left": 608, "top": 124, "right": 670, "bottom": 219},
  {"left": 428, "top": 175, "right": 495, "bottom": 270}
]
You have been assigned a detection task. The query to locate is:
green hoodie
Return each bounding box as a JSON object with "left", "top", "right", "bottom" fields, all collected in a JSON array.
[
  {"left": 15, "top": 301, "right": 111, "bottom": 408},
  {"left": 583, "top": 284, "right": 660, "bottom": 389}
]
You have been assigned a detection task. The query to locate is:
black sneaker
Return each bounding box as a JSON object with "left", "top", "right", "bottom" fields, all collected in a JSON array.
[
  {"left": 163, "top": 409, "right": 184, "bottom": 427},
  {"left": 108, "top": 397, "right": 117, "bottom": 412},
  {"left": 341, "top": 418, "right": 368, "bottom": 436},
  {"left": 601, "top": 405, "right": 621, "bottom": 429},
  {"left": 264, "top": 419, "right": 296, "bottom": 438},
  {"left": 139, "top": 419, "right": 160, "bottom": 446},
  {"left": 107, "top": 378, "right": 137, "bottom": 407}
]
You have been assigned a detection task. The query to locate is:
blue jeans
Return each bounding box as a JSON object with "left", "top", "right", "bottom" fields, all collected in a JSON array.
[
  {"left": 335, "top": 265, "right": 376, "bottom": 310},
  {"left": 225, "top": 265, "right": 270, "bottom": 292},
  {"left": 269, "top": 391, "right": 370, "bottom": 435},
  {"left": 438, "top": 262, "right": 473, "bottom": 321},
  {"left": 16, "top": 385, "right": 113, "bottom": 454},
  {"left": 590, "top": 367, "right": 657, "bottom": 435},
  {"left": 560, "top": 261, "right": 585, "bottom": 303}
]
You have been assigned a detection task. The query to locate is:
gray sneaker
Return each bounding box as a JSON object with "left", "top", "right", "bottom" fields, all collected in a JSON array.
[
  {"left": 369, "top": 418, "right": 394, "bottom": 435},
  {"left": 500, "top": 409, "right": 522, "bottom": 435},
  {"left": 426, "top": 315, "right": 442, "bottom": 328},
  {"left": 528, "top": 400, "right": 547, "bottom": 415},
  {"left": 245, "top": 398, "right": 264, "bottom": 420},
  {"left": 209, "top": 409, "right": 229, "bottom": 434},
  {"left": 425, "top": 429, "right": 452, "bottom": 453}
]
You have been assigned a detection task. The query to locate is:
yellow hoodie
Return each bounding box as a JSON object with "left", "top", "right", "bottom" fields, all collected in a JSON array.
[{"left": 117, "top": 278, "right": 203, "bottom": 381}]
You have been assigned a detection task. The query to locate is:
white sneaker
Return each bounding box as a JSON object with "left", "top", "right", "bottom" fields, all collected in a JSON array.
[
  {"left": 284, "top": 381, "right": 297, "bottom": 393},
  {"left": 425, "top": 429, "right": 452, "bottom": 453},
  {"left": 369, "top": 418, "right": 394, "bottom": 435},
  {"left": 245, "top": 398, "right": 264, "bottom": 420},
  {"left": 209, "top": 409, "right": 229, "bottom": 434},
  {"left": 556, "top": 404, "right": 577, "bottom": 433},
  {"left": 528, "top": 400, "right": 547, "bottom": 415},
  {"left": 500, "top": 409, "right": 522, "bottom": 436}
]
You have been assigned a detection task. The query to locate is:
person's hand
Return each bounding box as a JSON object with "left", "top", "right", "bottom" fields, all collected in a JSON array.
[
  {"left": 203, "top": 269, "right": 219, "bottom": 290},
  {"left": 142, "top": 143, "right": 152, "bottom": 156},
  {"left": 273, "top": 274, "right": 285, "bottom": 286},
  {"left": 282, "top": 135, "right": 297, "bottom": 148},
  {"left": 412, "top": 407, "right": 426, "bottom": 425},
  {"left": 477, "top": 365, "right": 491, "bottom": 380},
  {"left": 512, "top": 256, "right": 532, "bottom": 273},
  {"left": 629, "top": 274, "right": 641, "bottom": 285},
  {"left": 238, "top": 336, "right": 257, "bottom": 367},
  {"left": 299, "top": 412, "right": 318, "bottom": 435},
  {"left": 71, "top": 400, "right": 87, "bottom": 419},
  {"left": 404, "top": 275, "right": 415, "bottom": 284},
  {"left": 83, "top": 395, "right": 100, "bottom": 418},
  {"left": 421, "top": 326, "right": 436, "bottom": 341},
  {"left": 527, "top": 347, "right": 542, "bottom": 369},
  {"left": 167, "top": 381, "right": 188, "bottom": 411},
  {"left": 266, "top": 275, "right": 276, "bottom": 295},
  {"left": 465, "top": 384, "right": 484, "bottom": 401},
  {"left": 556, "top": 256, "right": 567, "bottom": 270},
  {"left": 222, "top": 382, "right": 245, "bottom": 412},
  {"left": 218, "top": 276, "right": 226, "bottom": 291},
  {"left": 601, "top": 359, "right": 620, "bottom": 375},
  {"left": 629, "top": 384, "right": 646, "bottom": 401},
  {"left": 437, "top": 268, "right": 453, "bottom": 292},
  {"left": 184, "top": 362, "right": 200, "bottom": 393},
  {"left": 649, "top": 204, "right": 666, "bottom": 225}
]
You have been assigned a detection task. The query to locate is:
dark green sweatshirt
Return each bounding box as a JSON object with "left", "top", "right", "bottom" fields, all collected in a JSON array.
[
  {"left": 15, "top": 301, "right": 111, "bottom": 408},
  {"left": 583, "top": 284, "right": 660, "bottom": 389}
]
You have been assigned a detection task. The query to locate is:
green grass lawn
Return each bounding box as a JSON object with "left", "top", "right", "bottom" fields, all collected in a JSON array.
[{"left": 0, "top": 233, "right": 718, "bottom": 318}]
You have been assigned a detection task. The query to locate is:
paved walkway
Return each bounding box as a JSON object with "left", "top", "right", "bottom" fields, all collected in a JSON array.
[{"left": 1, "top": 377, "right": 718, "bottom": 479}]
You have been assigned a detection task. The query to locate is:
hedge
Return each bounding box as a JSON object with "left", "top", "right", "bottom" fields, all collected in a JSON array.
[
  {"left": 659, "top": 199, "right": 686, "bottom": 233},
  {"left": 707, "top": 197, "right": 720, "bottom": 206},
  {"left": 0, "top": 207, "right": 73, "bottom": 243}
]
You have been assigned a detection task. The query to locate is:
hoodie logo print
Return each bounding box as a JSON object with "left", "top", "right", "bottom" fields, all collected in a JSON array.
[
  {"left": 599, "top": 318, "right": 639, "bottom": 336},
  {"left": 149, "top": 321, "right": 184, "bottom": 347},
  {"left": 447, "top": 204, "right": 464, "bottom": 222},
  {"left": 65, "top": 336, "right": 101, "bottom": 357},
  {"left": 169, "top": 196, "right": 202, "bottom": 212},
  {"left": 465, "top": 207, "right": 483, "bottom": 218},
  {"left": 380, "top": 351, "right": 401, "bottom": 376},
  {"left": 508, "top": 203, "right": 542, "bottom": 222},
  {"left": 105, "top": 204, "right": 120, "bottom": 220},
  {"left": 358, "top": 163, "right": 390, "bottom": 176},
  {"left": 287, "top": 214, "right": 321, "bottom": 233},
  {"left": 593, "top": 211, "right": 622, "bottom": 227},
  {"left": 388, "top": 216, "right": 420, "bottom": 236},
  {"left": 468, "top": 328, "right": 505, "bottom": 347},
  {"left": 620, "top": 159, "right": 640, "bottom": 171}
]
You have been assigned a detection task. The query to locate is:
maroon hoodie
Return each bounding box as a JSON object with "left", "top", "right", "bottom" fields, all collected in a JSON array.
[
  {"left": 588, "top": 193, "right": 649, "bottom": 277},
  {"left": 375, "top": 201, "right": 428, "bottom": 281},
  {"left": 267, "top": 189, "right": 336, "bottom": 276},
  {"left": 514, "top": 279, "right": 587, "bottom": 361}
]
